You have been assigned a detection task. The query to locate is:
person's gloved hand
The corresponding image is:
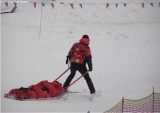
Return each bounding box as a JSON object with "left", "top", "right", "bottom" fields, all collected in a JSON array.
[
  {"left": 66, "top": 56, "right": 69, "bottom": 64},
  {"left": 89, "top": 67, "right": 93, "bottom": 71}
]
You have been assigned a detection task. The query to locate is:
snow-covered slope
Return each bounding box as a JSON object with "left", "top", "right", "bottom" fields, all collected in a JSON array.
[{"left": 1, "top": 0, "right": 160, "bottom": 112}]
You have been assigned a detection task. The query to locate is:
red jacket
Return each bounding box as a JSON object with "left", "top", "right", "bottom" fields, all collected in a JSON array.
[{"left": 68, "top": 37, "right": 92, "bottom": 70}]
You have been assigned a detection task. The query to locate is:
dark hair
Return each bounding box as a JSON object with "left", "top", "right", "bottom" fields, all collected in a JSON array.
[{"left": 83, "top": 35, "right": 89, "bottom": 39}]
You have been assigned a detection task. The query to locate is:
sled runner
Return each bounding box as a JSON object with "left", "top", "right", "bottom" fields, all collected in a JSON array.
[{"left": 4, "top": 67, "right": 90, "bottom": 101}]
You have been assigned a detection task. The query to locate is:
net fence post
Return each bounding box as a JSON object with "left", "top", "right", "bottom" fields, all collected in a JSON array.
[
  {"left": 122, "top": 97, "right": 124, "bottom": 113},
  {"left": 153, "top": 87, "right": 155, "bottom": 113}
]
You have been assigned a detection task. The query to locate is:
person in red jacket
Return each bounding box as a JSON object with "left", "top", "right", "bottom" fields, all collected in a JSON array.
[{"left": 63, "top": 35, "right": 96, "bottom": 95}]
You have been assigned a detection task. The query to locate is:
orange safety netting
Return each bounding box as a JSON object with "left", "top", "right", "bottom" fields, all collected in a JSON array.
[{"left": 105, "top": 92, "right": 160, "bottom": 113}]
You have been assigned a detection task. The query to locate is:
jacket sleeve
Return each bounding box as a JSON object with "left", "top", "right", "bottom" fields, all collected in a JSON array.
[
  {"left": 67, "top": 51, "right": 72, "bottom": 59},
  {"left": 85, "top": 47, "right": 93, "bottom": 70},
  {"left": 67, "top": 44, "right": 75, "bottom": 58},
  {"left": 86, "top": 55, "right": 92, "bottom": 70}
]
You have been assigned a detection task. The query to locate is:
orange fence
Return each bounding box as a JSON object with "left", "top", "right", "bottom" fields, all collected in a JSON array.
[{"left": 105, "top": 89, "right": 160, "bottom": 113}]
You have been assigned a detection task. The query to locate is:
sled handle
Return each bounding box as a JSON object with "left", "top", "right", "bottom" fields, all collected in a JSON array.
[
  {"left": 53, "top": 67, "right": 71, "bottom": 82},
  {"left": 65, "top": 70, "right": 90, "bottom": 89}
]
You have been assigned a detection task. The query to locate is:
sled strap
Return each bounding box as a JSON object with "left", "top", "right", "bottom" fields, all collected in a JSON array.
[
  {"left": 66, "top": 71, "right": 90, "bottom": 89},
  {"left": 53, "top": 67, "right": 71, "bottom": 82}
]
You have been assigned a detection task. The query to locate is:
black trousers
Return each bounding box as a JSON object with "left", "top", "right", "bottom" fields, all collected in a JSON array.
[{"left": 63, "top": 63, "right": 96, "bottom": 94}]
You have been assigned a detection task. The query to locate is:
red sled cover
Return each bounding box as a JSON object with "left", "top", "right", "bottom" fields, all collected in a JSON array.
[{"left": 4, "top": 81, "right": 65, "bottom": 100}]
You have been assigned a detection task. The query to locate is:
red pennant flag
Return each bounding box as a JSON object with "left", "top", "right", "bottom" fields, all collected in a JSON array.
[
  {"left": 51, "top": 3, "right": 54, "bottom": 8},
  {"left": 142, "top": 3, "right": 144, "bottom": 8},
  {"left": 106, "top": 3, "right": 109, "bottom": 8},
  {"left": 14, "top": 2, "right": 17, "bottom": 7},
  {"left": 70, "top": 3, "right": 74, "bottom": 9},
  {"left": 33, "top": 2, "right": 36, "bottom": 8},
  {"left": 124, "top": 3, "right": 127, "bottom": 7}
]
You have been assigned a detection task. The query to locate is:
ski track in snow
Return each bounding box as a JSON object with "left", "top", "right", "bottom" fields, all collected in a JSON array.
[{"left": 1, "top": 0, "right": 160, "bottom": 112}]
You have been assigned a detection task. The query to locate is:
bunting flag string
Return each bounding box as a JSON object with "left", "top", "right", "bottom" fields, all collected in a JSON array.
[{"left": 1, "top": 1, "right": 160, "bottom": 9}]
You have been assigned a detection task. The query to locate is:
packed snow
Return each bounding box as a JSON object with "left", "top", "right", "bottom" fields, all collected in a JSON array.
[{"left": 1, "top": 0, "right": 160, "bottom": 112}]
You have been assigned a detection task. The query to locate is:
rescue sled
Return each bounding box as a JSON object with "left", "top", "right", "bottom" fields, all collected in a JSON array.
[{"left": 4, "top": 67, "right": 89, "bottom": 101}]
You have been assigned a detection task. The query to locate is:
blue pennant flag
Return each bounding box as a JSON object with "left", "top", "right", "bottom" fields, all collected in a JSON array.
[
  {"left": 115, "top": 3, "right": 118, "bottom": 8},
  {"left": 5, "top": 2, "right": 8, "bottom": 7},
  {"left": 79, "top": 3, "right": 82, "bottom": 8},
  {"left": 150, "top": 3, "right": 154, "bottom": 7},
  {"left": 42, "top": 3, "right": 45, "bottom": 7}
]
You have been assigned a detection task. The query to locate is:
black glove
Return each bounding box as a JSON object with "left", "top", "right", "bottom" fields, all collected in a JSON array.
[
  {"left": 89, "top": 67, "right": 93, "bottom": 71},
  {"left": 66, "top": 56, "right": 69, "bottom": 64}
]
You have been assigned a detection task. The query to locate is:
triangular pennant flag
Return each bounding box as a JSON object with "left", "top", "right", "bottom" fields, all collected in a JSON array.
[
  {"left": 14, "top": 2, "right": 17, "bottom": 7},
  {"left": 141, "top": 3, "right": 144, "bottom": 8},
  {"left": 106, "top": 3, "right": 109, "bottom": 8},
  {"left": 115, "top": 3, "right": 118, "bottom": 8},
  {"left": 51, "top": 3, "right": 54, "bottom": 8},
  {"left": 33, "top": 2, "right": 36, "bottom": 8},
  {"left": 79, "top": 3, "right": 82, "bottom": 8},
  {"left": 70, "top": 3, "right": 74, "bottom": 9},
  {"left": 124, "top": 3, "right": 127, "bottom": 7},
  {"left": 150, "top": 3, "right": 153, "bottom": 7},
  {"left": 42, "top": 3, "right": 45, "bottom": 7},
  {"left": 5, "top": 1, "right": 8, "bottom": 7}
]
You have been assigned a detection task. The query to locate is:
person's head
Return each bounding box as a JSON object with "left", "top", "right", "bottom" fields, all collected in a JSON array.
[
  {"left": 79, "top": 35, "right": 90, "bottom": 45},
  {"left": 82, "top": 35, "right": 89, "bottom": 40}
]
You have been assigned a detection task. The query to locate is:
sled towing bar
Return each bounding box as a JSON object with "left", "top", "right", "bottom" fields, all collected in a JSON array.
[
  {"left": 53, "top": 67, "right": 71, "bottom": 81},
  {"left": 65, "top": 70, "right": 89, "bottom": 89},
  {"left": 53, "top": 67, "right": 89, "bottom": 89}
]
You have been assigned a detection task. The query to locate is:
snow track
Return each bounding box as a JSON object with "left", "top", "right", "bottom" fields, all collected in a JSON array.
[{"left": 1, "top": 0, "right": 160, "bottom": 112}]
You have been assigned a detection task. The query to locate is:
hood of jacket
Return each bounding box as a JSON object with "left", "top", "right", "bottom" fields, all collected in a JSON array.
[{"left": 79, "top": 37, "right": 90, "bottom": 45}]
